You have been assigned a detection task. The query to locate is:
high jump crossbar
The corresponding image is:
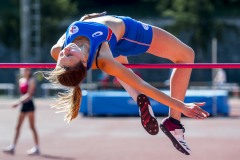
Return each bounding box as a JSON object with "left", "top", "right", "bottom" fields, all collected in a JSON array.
[{"left": 0, "top": 63, "right": 240, "bottom": 69}]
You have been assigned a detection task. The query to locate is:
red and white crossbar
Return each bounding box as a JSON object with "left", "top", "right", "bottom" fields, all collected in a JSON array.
[{"left": 0, "top": 63, "right": 240, "bottom": 69}]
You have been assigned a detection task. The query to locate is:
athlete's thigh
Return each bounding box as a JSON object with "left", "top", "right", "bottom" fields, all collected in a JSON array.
[
  {"left": 27, "top": 112, "right": 35, "bottom": 128},
  {"left": 147, "top": 26, "right": 192, "bottom": 62},
  {"left": 16, "top": 113, "right": 26, "bottom": 128},
  {"left": 114, "top": 55, "right": 129, "bottom": 64}
]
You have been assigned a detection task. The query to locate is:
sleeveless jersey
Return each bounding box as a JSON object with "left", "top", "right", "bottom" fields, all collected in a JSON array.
[
  {"left": 19, "top": 79, "right": 28, "bottom": 94},
  {"left": 64, "top": 21, "right": 117, "bottom": 70},
  {"left": 63, "top": 17, "right": 153, "bottom": 70}
]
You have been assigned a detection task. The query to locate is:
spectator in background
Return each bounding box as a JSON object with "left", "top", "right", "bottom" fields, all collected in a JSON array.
[
  {"left": 214, "top": 68, "right": 227, "bottom": 86},
  {"left": 99, "top": 69, "right": 142, "bottom": 89},
  {"left": 98, "top": 71, "right": 111, "bottom": 88},
  {"left": 2, "top": 68, "right": 40, "bottom": 155}
]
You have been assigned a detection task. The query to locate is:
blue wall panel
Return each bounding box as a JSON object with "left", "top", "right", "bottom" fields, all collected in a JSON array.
[{"left": 80, "top": 90, "right": 229, "bottom": 116}]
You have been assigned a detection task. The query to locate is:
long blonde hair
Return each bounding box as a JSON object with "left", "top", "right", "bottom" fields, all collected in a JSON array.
[
  {"left": 44, "top": 12, "right": 105, "bottom": 122},
  {"left": 44, "top": 62, "right": 87, "bottom": 122}
]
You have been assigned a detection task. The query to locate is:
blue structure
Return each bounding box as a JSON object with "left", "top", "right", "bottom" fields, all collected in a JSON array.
[{"left": 80, "top": 90, "right": 229, "bottom": 116}]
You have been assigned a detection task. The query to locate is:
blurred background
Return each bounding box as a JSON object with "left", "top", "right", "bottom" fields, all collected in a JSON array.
[
  {"left": 0, "top": 0, "right": 240, "bottom": 118},
  {"left": 0, "top": 0, "right": 240, "bottom": 96},
  {"left": 0, "top": 0, "right": 240, "bottom": 121},
  {"left": 0, "top": 0, "right": 240, "bottom": 93},
  {"left": 1, "top": 1, "right": 240, "bottom": 160},
  {"left": 0, "top": 0, "right": 240, "bottom": 91}
]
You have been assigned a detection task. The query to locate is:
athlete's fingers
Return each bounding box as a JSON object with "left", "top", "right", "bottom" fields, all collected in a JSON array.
[
  {"left": 193, "top": 102, "right": 210, "bottom": 117},
  {"left": 193, "top": 102, "right": 206, "bottom": 107},
  {"left": 192, "top": 107, "right": 208, "bottom": 116},
  {"left": 186, "top": 110, "right": 201, "bottom": 119},
  {"left": 99, "top": 11, "right": 107, "bottom": 16},
  {"left": 183, "top": 103, "right": 209, "bottom": 119},
  {"left": 80, "top": 11, "right": 107, "bottom": 21},
  {"left": 186, "top": 113, "right": 195, "bottom": 119},
  {"left": 198, "top": 108, "right": 209, "bottom": 117},
  {"left": 188, "top": 107, "right": 208, "bottom": 119}
]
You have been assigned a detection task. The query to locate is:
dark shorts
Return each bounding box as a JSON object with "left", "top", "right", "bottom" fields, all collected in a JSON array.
[
  {"left": 20, "top": 100, "right": 35, "bottom": 113},
  {"left": 113, "top": 16, "right": 153, "bottom": 57}
]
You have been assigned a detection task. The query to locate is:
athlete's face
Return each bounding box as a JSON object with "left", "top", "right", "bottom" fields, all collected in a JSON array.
[
  {"left": 57, "top": 37, "right": 90, "bottom": 68},
  {"left": 20, "top": 68, "right": 31, "bottom": 78}
]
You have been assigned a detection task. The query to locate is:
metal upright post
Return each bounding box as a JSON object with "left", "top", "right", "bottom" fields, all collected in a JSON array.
[
  {"left": 32, "top": 0, "right": 41, "bottom": 62},
  {"left": 212, "top": 38, "right": 218, "bottom": 116},
  {"left": 87, "top": 70, "right": 93, "bottom": 116},
  {"left": 20, "top": 0, "right": 31, "bottom": 62}
]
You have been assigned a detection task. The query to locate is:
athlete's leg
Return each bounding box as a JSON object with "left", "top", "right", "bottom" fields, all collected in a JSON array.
[
  {"left": 2, "top": 112, "right": 26, "bottom": 154},
  {"left": 147, "top": 26, "right": 194, "bottom": 155},
  {"left": 28, "top": 112, "right": 39, "bottom": 146},
  {"left": 27, "top": 111, "right": 40, "bottom": 155},
  {"left": 14, "top": 112, "right": 26, "bottom": 145},
  {"left": 147, "top": 26, "right": 194, "bottom": 122},
  {"left": 114, "top": 56, "right": 159, "bottom": 135}
]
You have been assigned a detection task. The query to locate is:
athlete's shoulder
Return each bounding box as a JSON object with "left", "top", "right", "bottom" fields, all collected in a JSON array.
[{"left": 64, "top": 21, "right": 110, "bottom": 47}]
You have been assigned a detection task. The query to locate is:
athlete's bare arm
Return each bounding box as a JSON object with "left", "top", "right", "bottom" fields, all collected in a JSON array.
[
  {"left": 51, "top": 14, "right": 125, "bottom": 61},
  {"left": 97, "top": 42, "right": 208, "bottom": 119}
]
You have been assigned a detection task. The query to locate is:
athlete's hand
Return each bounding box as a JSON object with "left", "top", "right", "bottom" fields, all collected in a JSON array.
[
  {"left": 12, "top": 101, "right": 20, "bottom": 108},
  {"left": 80, "top": 11, "right": 107, "bottom": 21},
  {"left": 182, "top": 102, "right": 209, "bottom": 119}
]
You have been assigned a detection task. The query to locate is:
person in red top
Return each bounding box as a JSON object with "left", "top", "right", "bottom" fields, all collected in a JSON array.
[{"left": 2, "top": 68, "right": 40, "bottom": 155}]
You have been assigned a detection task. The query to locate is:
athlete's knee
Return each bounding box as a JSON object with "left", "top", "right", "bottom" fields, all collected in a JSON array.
[
  {"left": 187, "top": 47, "right": 195, "bottom": 63},
  {"left": 177, "top": 47, "right": 195, "bottom": 63},
  {"left": 29, "top": 124, "right": 35, "bottom": 131},
  {"left": 15, "top": 125, "right": 21, "bottom": 131}
]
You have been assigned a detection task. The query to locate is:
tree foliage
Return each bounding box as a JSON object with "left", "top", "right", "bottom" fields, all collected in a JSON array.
[
  {"left": 41, "top": 0, "right": 78, "bottom": 46},
  {"left": 156, "top": 0, "right": 240, "bottom": 55},
  {"left": 0, "top": 0, "right": 78, "bottom": 49},
  {"left": 0, "top": 0, "right": 20, "bottom": 48},
  {"left": 156, "top": 0, "right": 214, "bottom": 53}
]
